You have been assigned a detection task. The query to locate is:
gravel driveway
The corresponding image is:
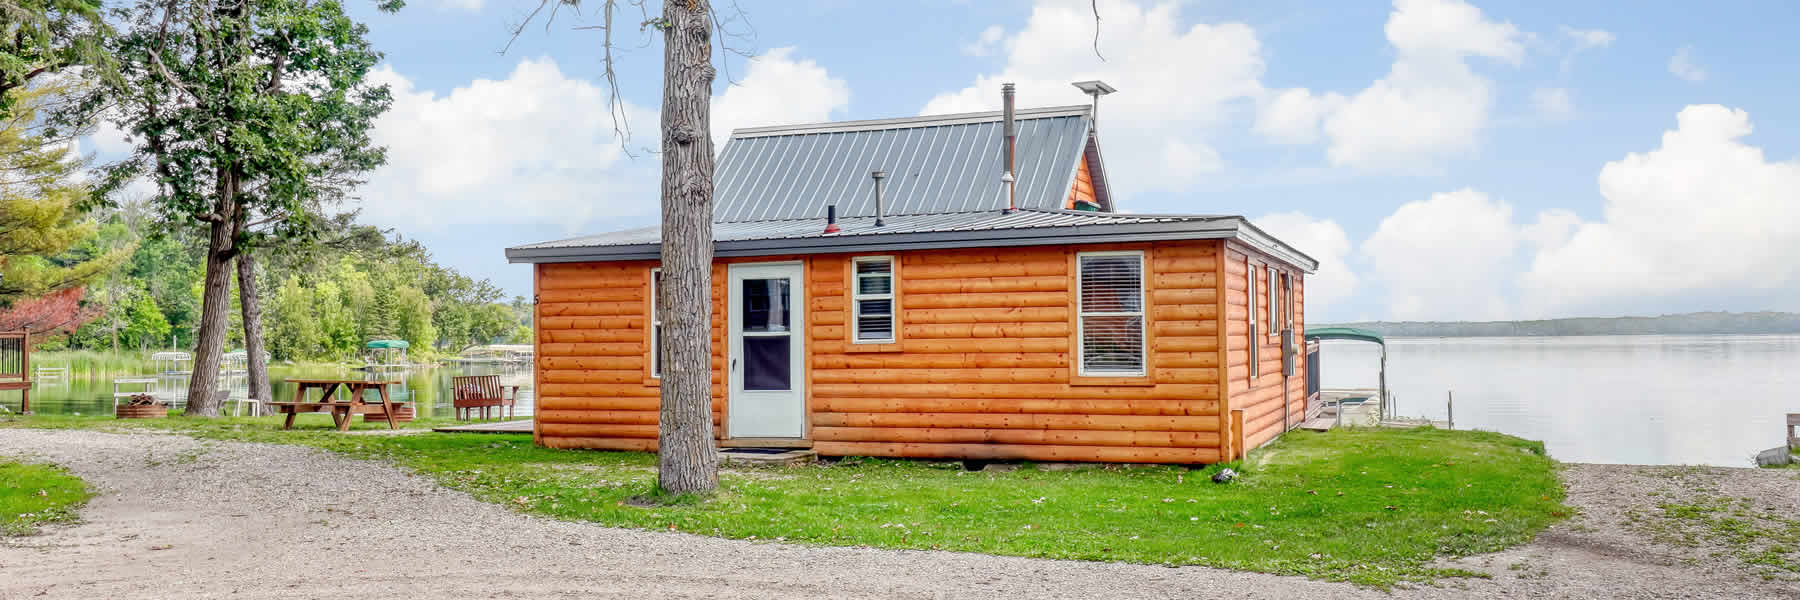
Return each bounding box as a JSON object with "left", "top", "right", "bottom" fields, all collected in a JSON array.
[{"left": 2, "top": 429, "right": 1796, "bottom": 599}]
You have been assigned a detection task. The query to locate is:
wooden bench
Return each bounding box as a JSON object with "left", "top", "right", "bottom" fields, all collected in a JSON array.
[{"left": 451, "top": 375, "right": 518, "bottom": 421}]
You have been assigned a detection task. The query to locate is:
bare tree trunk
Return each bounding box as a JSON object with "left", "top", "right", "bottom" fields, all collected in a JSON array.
[
  {"left": 656, "top": 0, "right": 719, "bottom": 495},
  {"left": 186, "top": 199, "right": 237, "bottom": 418},
  {"left": 236, "top": 248, "right": 272, "bottom": 407}
]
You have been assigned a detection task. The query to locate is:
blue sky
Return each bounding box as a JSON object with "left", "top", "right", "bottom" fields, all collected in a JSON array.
[{"left": 97, "top": 0, "right": 1800, "bottom": 323}]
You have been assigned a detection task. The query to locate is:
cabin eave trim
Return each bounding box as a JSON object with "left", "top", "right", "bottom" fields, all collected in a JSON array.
[{"left": 509, "top": 218, "right": 1319, "bottom": 272}]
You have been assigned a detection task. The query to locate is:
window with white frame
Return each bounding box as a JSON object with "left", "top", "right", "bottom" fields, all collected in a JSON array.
[
  {"left": 1282, "top": 273, "right": 1295, "bottom": 332},
  {"left": 1268, "top": 265, "right": 1281, "bottom": 340},
  {"left": 1077, "top": 251, "right": 1146, "bottom": 376},
  {"left": 1247, "top": 258, "right": 1259, "bottom": 379},
  {"left": 851, "top": 256, "right": 896, "bottom": 343},
  {"left": 650, "top": 268, "right": 663, "bottom": 378}
]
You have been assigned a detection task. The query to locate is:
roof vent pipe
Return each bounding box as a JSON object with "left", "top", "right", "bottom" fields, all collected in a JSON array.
[
  {"left": 823, "top": 204, "right": 841, "bottom": 234},
  {"left": 1001, "top": 82, "right": 1017, "bottom": 215},
  {"left": 870, "top": 170, "right": 887, "bottom": 227}
]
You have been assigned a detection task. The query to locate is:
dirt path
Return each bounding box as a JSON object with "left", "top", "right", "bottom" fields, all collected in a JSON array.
[{"left": 2, "top": 430, "right": 1796, "bottom": 599}]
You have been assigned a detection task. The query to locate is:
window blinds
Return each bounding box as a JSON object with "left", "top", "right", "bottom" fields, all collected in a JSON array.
[{"left": 1078, "top": 253, "right": 1146, "bottom": 375}]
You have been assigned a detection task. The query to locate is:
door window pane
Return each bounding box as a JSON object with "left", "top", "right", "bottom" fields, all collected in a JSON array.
[
  {"left": 742, "top": 278, "right": 790, "bottom": 332},
  {"left": 743, "top": 336, "right": 791, "bottom": 390}
]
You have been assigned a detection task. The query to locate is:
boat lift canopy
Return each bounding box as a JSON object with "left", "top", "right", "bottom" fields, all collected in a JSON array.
[
  {"left": 1305, "top": 327, "right": 1388, "bottom": 412},
  {"left": 1304, "top": 327, "right": 1385, "bottom": 346}
]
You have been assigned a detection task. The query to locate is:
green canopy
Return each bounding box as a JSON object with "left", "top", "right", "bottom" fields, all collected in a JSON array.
[
  {"left": 366, "top": 340, "right": 410, "bottom": 349},
  {"left": 1305, "top": 327, "right": 1388, "bottom": 412},
  {"left": 1305, "top": 327, "right": 1385, "bottom": 346}
]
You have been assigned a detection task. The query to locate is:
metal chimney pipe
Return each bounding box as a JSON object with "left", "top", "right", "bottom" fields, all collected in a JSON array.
[
  {"left": 870, "top": 170, "right": 887, "bottom": 227},
  {"left": 823, "top": 204, "right": 841, "bottom": 234},
  {"left": 1001, "top": 83, "right": 1017, "bottom": 214}
]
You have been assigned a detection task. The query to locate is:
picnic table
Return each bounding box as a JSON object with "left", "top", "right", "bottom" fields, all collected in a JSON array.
[{"left": 268, "top": 378, "right": 404, "bottom": 431}]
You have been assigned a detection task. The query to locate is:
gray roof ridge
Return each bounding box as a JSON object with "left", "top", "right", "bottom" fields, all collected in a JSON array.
[{"left": 731, "top": 105, "right": 1092, "bottom": 139}]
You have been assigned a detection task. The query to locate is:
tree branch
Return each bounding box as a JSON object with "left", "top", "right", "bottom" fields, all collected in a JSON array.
[
  {"left": 1091, "top": 0, "right": 1105, "bottom": 62},
  {"left": 149, "top": 0, "right": 200, "bottom": 102}
]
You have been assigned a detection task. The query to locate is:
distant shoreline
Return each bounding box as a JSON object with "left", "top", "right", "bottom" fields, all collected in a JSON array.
[{"left": 1316, "top": 311, "right": 1800, "bottom": 338}]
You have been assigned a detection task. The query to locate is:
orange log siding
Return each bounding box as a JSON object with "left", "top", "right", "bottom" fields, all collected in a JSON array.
[
  {"left": 1222, "top": 242, "right": 1308, "bottom": 454},
  {"left": 531, "top": 239, "right": 1302, "bottom": 464},
  {"left": 1065, "top": 155, "right": 1097, "bottom": 209}
]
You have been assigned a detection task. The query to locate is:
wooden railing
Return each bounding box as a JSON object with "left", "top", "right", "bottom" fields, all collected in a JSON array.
[
  {"left": 0, "top": 331, "right": 28, "bottom": 413},
  {"left": 0, "top": 331, "right": 25, "bottom": 380}
]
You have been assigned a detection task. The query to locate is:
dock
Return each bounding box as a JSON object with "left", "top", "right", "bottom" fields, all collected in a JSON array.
[
  {"left": 1298, "top": 389, "right": 1450, "bottom": 431},
  {"left": 432, "top": 419, "right": 533, "bottom": 434}
]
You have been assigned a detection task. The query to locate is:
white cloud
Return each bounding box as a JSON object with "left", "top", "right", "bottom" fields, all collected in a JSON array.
[
  {"left": 1362, "top": 189, "right": 1519, "bottom": 320},
  {"left": 1254, "top": 88, "right": 1344, "bottom": 145},
  {"left": 963, "top": 25, "right": 1006, "bottom": 57},
  {"left": 1253, "top": 0, "right": 1523, "bottom": 170},
  {"left": 1160, "top": 139, "right": 1223, "bottom": 178},
  {"left": 1348, "top": 105, "right": 1800, "bottom": 320},
  {"left": 922, "top": 0, "right": 1265, "bottom": 199},
  {"left": 1558, "top": 27, "right": 1614, "bottom": 74},
  {"left": 88, "top": 117, "right": 134, "bottom": 155},
  {"left": 360, "top": 58, "right": 656, "bottom": 231},
  {"left": 1669, "top": 45, "right": 1705, "bottom": 82},
  {"left": 360, "top": 48, "right": 846, "bottom": 232},
  {"left": 1562, "top": 27, "right": 1614, "bottom": 50},
  {"left": 1522, "top": 105, "right": 1800, "bottom": 315},
  {"left": 711, "top": 47, "right": 851, "bottom": 148},
  {"left": 1382, "top": 0, "right": 1523, "bottom": 61},
  {"left": 1521, "top": 208, "right": 1579, "bottom": 249},
  {"left": 1253, "top": 212, "right": 1357, "bottom": 321},
  {"left": 432, "top": 0, "right": 483, "bottom": 12},
  {"left": 1322, "top": 0, "right": 1522, "bottom": 168},
  {"left": 1531, "top": 87, "right": 1573, "bottom": 119}
]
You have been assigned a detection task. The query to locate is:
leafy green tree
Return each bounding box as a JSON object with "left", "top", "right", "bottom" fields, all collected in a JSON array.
[
  {"left": 265, "top": 274, "right": 322, "bottom": 359},
  {"left": 392, "top": 284, "right": 434, "bottom": 351},
  {"left": 118, "top": 286, "right": 169, "bottom": 350},
  {"left": 87, "top": 0, "right": 397, "bottom": 416},
  {"left": 467, "top": 303, "right": 514, "bottom": 347}
]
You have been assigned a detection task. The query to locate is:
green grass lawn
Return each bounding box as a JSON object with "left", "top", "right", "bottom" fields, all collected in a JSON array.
[
  {"left": 1, "top": 413, "right": 1566, "bottom": 587},
  {"left": 1, "top": 461, "right": 91, "bottom": 536}
]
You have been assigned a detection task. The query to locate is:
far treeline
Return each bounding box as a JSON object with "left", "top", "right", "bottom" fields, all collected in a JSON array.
[{"left": 1320, "top": 311, "right": 1800, "bottom": 338}]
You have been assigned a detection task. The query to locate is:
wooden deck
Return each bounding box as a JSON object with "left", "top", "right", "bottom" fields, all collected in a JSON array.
[{"left": 432, "top": 419, "right": 533, "bottom": 434}]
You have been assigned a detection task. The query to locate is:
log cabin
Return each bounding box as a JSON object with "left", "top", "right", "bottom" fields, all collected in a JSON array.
[{"left": 505, "top": 82, "right": 1318, "bottom": 464}]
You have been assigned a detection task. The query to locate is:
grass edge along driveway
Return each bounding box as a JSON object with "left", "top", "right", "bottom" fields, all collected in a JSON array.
[
  {"left": 1, "top": 460, "right": 91, "bottom": 536},
  {"left": 2, "top": 415, "right": 1566, "bottom": 588}
]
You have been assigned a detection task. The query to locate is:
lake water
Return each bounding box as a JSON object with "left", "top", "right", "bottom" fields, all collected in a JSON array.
[
  {"left": 1318, "top": 334, "right": 1800, "bottom": 467},
  {"left": 11, "top": 363, "right": 535, "bottom": 420}
]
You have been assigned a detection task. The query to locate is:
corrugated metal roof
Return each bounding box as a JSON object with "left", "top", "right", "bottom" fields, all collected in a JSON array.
[{"left": 712, "top": 106, "right": 1092, "bottom": 222}]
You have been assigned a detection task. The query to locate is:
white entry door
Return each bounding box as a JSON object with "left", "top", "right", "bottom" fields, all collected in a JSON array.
[{"left": 727, "top": 262, "right": 806, "bottom": 439}]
